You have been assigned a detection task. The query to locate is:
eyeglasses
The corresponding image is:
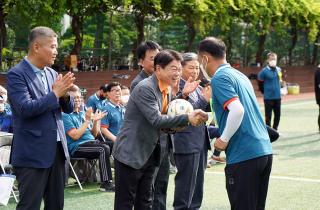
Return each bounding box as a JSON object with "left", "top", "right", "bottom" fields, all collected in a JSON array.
[{"left": 110, "top": 89, "right": 121, "bottom": 93}]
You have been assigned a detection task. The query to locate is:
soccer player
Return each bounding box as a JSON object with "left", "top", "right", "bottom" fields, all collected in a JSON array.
[{"left": 198, "top": 37, "right": 273, "bottom": 210}]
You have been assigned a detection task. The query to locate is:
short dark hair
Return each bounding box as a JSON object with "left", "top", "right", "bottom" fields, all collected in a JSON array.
[
  {"left": 28, "top": 26, "right": 58, "bottom": 46},
  {"left": 137, "top": 40, "right": 161, "bottom": 60},
  {"left": 198, "top": 37, "right": 226, "bottom": 59},
  {"left": 99, "top": 84, "right": 108, "bottom": 92},
  {"left": 154, "top": 50, "right": 182, "bottom": 70},
  {"left": 106, "top": 82, "right": 121, "bottom": 92}
]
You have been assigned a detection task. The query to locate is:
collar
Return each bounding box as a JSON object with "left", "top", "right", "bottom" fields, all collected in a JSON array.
[
  {"left": 266, "top": 65, "right": 277, "bottom": 71},
  {"left": 214, "top": 63, "right": 231, "bottom": 76},
  {"left": 141, "top": 69, "right": 150, "bottom": 77},
  {"left": 94, "top": 93, "right": 100, "bottom": 101},
  {"left": 157, "top": 75, "right": 169, "bottom": 94},
  {"left": 73, "top": 109, "right": 81, "bottom": 114},
  {"left": 107, "top": 101, "right": 122, "bottom": 109},
  {"left": 24, "top": 57, "right": 45, "bottom": 74}
]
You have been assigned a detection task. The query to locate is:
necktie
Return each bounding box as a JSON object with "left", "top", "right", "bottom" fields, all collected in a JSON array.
[
  {"left": 40, "top": 71, "right": 48, "bottom": 94},
  {"left": 161, "top": 89, "right": 168, "bottom": 114}
]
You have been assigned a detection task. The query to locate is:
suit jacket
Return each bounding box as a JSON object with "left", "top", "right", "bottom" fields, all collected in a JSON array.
[
  {"left": 112, "top": 74, "right": 189, "bottom": 169},
  {"left": 130, "top": 69, "right": 149, "bottom": 92},
  {"left": 7, "top": 59, "right": 73, "bottom": 168},
  {"left": 172, "top": 79, "right": 211, "bottom": 154}
]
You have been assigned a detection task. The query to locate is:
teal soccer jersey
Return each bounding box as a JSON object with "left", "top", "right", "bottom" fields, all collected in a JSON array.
[
  {"left": 101, "top": 102, "right": 125, "bottom": 136},
  {"left": 211, "top": 64, "right": 272, "bottom": 164},
  {"left": 258, "top": 66, "right": 281, "bottom": 100},
  {"left": 86, "top": 94, "right": 107, "bottom": 112},
  {"left": 62, "top": 112, "right": 95, "bottom": 155}
]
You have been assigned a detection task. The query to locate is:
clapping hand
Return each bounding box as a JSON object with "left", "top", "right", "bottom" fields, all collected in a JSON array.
[
  {"left": 188, "top": 109, "right": 208, "bottom": 126},
  {"left": 182, "top": 77, "right": 200, "bottom": 97},
  {"left": 52, "top": 72, "right": 76, "bottom": 98},
  {"left": 92, "top": 109, "right": 107, "bottom": 121}
]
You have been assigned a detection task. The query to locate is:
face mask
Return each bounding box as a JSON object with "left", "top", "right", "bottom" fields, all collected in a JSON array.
[
  {"left": 269, "top": 60, "right": 277, "bottom": 67},
  {"left": 0, "top": 103, "right": 5, "bottom": 112},
  {"left": 1, "top": 94, "right": 7, "bottom": 102},
  {"left": 200, "top": 56, "right": 211, "bottom": 79},
  {"left": 121, "top": 95, "right": 130, "bottom": 105}
]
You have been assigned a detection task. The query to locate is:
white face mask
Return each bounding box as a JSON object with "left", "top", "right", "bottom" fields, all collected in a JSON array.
[
  {"left": 0, "top": 103, "right": 5, "bottom": 112},
  {"left": 200, "top": 56, "right": 211, "bottom": 79},
  {"left": 269, "top": 60, "right": 277, "bottom": 67},
  {"left": 121, "top": 95, "right": 130, "bottom": 106}
]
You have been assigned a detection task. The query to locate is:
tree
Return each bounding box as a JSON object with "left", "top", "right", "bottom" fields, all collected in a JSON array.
[
  {"left": 127, "top": 0, "right": 162, "bottom": 69},
  {"left": 172, "top": 0, "right": 209, "bottom": 52},
  {"left": 66, "top": 0, "right": 107, "bottom": 55}
]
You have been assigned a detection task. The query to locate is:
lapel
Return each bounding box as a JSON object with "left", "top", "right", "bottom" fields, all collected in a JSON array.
[
  {"left": 22, "top": 59, "right": 46, "bottom": 96},
  {"left": 151, "top": 74, "right": 162, "bottom": 111}
]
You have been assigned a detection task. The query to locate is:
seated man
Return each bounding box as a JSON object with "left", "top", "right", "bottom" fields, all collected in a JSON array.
[
  {"left": 62, "top": 90, "right": 114, "bottom": 192},
  {"left": 86, "top": 84, "right": 108, "bottom": 112},
  {"left": 0, "top": 95, "right": 12, "bottom": 133},
  {"left": 100, "top": 82, "right": 125, "bottom": 151}
]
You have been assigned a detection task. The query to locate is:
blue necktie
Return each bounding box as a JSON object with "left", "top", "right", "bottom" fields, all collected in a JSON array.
[{"left": 40, "top": 71, "right": 48, "bottom": 94}]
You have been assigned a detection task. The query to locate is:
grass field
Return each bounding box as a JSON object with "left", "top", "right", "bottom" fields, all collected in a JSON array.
[{"left": 2, "top": 98, "right": 320, "bottom": 210}]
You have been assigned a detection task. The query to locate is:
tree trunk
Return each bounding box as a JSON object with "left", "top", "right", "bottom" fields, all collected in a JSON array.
[
  {"left": 288, "top": 23, "right": 298, "bottom": 66},
  {"left": 255, "top": 33, "right": 267, "bottom": 65},
  {"left": 0, "top": 3, "right": 7, "bottom": 71},
  {"left": 107, "top": 11, "right": 113, "bottom": 71},
  {"left": 185, "top": 21, "right": 196, "bottom": 52},
  {"left": 226, "top": 31, "right": 233, "bottom": 62},
  {"left": 311, "top": 32, "right": 319, "bottom": 65},
  {"left": 70, "top": 15, "right": 83, "bottom": 55},
  {"left": 93, "top": 12, "right": 105, "bottom": 57},
  {"left": 304, "top": 31, "right": 310, "bottom": 65},
  {"left": 132, "top": 14, "right": 145, "bottom": 70}
]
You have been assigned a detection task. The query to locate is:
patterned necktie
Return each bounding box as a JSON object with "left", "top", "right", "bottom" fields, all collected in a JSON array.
[
  {"left": 161, "top": 89, "right": 168, "bottom": 114},
  {"left": 40, "top": 71, "right": 48, "bottom": 94}
]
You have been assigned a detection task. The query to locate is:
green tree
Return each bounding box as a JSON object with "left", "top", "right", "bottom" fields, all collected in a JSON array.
[{"left": 127, "top": 0, "right": 162, "bottom": 68}]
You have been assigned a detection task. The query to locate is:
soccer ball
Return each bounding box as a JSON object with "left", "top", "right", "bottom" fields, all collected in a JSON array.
[
  {"left": 164, "top": 99, "right": 194, "bottom": 133},
  {"left": 167, "top": 99, "right": 194, "bottom": 116}
]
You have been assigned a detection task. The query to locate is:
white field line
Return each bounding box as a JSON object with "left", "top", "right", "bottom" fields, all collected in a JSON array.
[
  {"left": 205, "top": 171, "right": 320, "bottom": 183},
  {"left": 280, "top": 100, "right": 314, "bottom": 107}
]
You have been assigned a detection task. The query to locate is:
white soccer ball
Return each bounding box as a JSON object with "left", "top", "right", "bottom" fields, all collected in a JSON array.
[{"left": 167, "top": 99, "right": 194, "bottom": 116}]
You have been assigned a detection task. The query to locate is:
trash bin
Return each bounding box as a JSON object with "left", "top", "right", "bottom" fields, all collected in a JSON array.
[{"left": 287, "top": 83, "right": 300, "bottom": 95}]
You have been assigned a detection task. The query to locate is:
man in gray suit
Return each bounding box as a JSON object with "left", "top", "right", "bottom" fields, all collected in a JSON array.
[{"left": 112, "top": 50, "right": 208, "bottom": 210}]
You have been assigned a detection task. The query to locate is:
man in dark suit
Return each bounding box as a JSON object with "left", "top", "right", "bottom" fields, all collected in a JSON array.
[
  {"left": 7, "top": 26, "right": 75, "bottom": 210},
  {"left": 130, "top": 40, "right": 161, "bottom": 92},
  {"left": 172, "top": 52, "right": 211, "bottom": 210},
  {"left": 112, "top": 50, "right": 208, "bottom": 210}
]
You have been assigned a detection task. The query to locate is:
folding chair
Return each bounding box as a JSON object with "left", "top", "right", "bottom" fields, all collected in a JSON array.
[
  {"left": 67, "top": 161, "right": 83, "bottom": 190},
  {"left": 66, "top": 157, "right": 98, "bottom": 190},
  {"left": 0, "top": 132, "right": 18, "bottom": 203}
]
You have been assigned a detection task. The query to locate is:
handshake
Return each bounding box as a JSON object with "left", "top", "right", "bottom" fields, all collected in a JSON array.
[{"left": 188, "top": 109, "right": 209, "bottom": 126}]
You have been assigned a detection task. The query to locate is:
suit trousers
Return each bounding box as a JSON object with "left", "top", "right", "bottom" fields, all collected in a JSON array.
[
  {"left": 225, "top": 155, "right": 273, "bottom": 210},
  {"left": 14, "top": 142, "right": 65, "bottom": 210},
  {"left": 114, "top": 150, "right": 158, "bottom": 210},
  {"left": 152, "top": 134, "right": 170, "bottom": 210},
  {"left": 173, "top": 150, "right": 207, "bottom": 210},
  {"left": 264, "top": 99, "right": 281, "bottom": 130}
]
